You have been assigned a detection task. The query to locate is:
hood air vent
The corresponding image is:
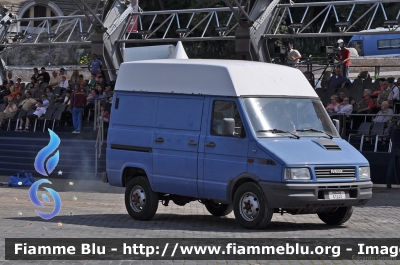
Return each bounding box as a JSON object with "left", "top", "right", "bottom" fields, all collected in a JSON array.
[{"left": 313, "top": 139, "right": 341, "bottom": 151}]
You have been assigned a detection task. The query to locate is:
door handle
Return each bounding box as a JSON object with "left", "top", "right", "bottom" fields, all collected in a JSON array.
[
  {"left": 205, "top": 142, "right": 216, "bottom": 148},
  {"left": 155, "top": 138, "right": 164, "bottom": 143},
  {"left": 188, "top": 140, "right": 197, "bottom": 146}
]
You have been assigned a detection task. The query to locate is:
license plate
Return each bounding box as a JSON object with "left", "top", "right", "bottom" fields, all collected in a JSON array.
[{"left": 328, "top": 191, "right": 345, "bottom": 199}]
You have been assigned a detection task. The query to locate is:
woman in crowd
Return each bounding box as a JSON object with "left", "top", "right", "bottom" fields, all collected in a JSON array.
[
  {"left": 0, "top": 97, "right": 18, "bottom": 130},
  {"left": 97, "top": 85, "right": 106, "bottom": 98},
  {"left": 69, "top": 70, "right": 80, "bottom": 88},
  {"left": 84, "top": 88, "right": 99, "bottom": 120},
  {"left": 45, "top": 86, "right": 54, "bottom": 103},
  {"left": 28, "top": 77, "right": 37, "bottom": 90},
  {"left": 326, "top": 95, "right": 339, "bottom": 113}
]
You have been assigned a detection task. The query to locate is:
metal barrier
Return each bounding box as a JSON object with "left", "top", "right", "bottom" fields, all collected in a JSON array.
[
  {"left": 333, "top": 113, "right": 399, "bottom": 153},
  {"left": 94, "top": 97, "right": 108, "bottom": 174}
]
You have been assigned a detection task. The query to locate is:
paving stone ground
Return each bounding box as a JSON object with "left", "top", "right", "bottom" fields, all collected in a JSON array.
[{"left": 0, "top": 176, "right": 399, "bottom": 265}]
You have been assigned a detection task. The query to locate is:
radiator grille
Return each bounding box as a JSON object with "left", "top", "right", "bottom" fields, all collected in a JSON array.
[{"left": 315, "top": 168, "right": 355, "bottom": 179}]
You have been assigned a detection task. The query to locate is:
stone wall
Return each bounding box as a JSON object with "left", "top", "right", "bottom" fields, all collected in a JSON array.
[
  {"left": 299, "top": 57, "right": 400, "bottom": 79},
  {"left": 3, "top": 45, "right": 91, "bottom": 67},
  {"left": 350, "top": 57, "right": 400, "bottom": 74}
]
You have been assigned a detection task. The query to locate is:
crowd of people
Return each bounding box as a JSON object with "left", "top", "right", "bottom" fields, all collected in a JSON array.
[
  {"left": 324, "top": 69, "right": 399, "bottom": 134},
  {"left": 0, "top": 61, "right": 115, "bottom": 132}
]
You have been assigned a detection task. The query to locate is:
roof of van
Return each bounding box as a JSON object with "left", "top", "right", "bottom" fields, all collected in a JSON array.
[
  {"left": 116, "top": 59, "right": 317, "bottom": 98},
  {"left": 359, "top": 28, "right": 400, "bottom": 33}
]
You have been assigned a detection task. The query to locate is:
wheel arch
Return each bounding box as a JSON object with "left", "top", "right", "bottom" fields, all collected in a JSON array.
[
  {"left": 227, "top": 173, "right": 260, "bottom": 204},
  {"left": 122, "top": 165, "right": 149, "bottom": 187}
]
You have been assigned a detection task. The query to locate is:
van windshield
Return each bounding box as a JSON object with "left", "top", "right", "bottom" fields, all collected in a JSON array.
[{"left": 242, "top": 97, "right": 339, "bottom": 138}]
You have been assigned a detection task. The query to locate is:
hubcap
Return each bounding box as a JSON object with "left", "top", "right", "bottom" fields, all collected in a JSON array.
[
  {"left": 130, "top": 185, "right": 146, "bottom": 212},
  {"left": 239, "top": 192, "right": 260, "bottom": 221}
]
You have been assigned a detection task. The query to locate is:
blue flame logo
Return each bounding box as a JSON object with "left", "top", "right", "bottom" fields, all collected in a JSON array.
[
  {"left": 29, "top": 179, "right": 62, "bottom": 220},
  {"left": 34, "top": 129, "right": 60, "bottom": 176},
  {"left": 29, "top": 129, "right": 62, "bottom": 220}
]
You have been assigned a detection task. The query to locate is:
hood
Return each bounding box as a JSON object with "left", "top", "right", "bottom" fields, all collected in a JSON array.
[{"left": 257, "top": 138, "right": 369, "bottom": 166}]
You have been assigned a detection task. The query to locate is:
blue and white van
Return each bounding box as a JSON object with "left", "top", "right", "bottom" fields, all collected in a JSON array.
[
  {"left": 348, "top": 28, "right": 400, "bottom": 56},
  {"left": 104, "top": 59, "right": 373, "bottom": 229}
]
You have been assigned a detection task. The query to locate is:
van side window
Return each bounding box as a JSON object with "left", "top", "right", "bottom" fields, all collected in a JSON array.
[
  {"left": 211, "top": 100, "right": 245, "bottom": 137},
  {"left": 378, "top": 39, "right": 400, "bottom": 50}
]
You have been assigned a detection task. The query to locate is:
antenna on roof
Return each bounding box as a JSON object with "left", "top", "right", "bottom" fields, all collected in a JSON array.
[{"left": 168, "top": 41, "right": 189, "bottom": 59}]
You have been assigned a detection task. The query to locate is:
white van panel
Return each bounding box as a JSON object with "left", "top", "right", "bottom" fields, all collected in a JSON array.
[{"left": 116, "top": 59, "right": 317, "bottom": 98}]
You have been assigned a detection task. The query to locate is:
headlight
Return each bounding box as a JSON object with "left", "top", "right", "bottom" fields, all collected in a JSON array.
[
  {"left": 359, "top": 166, "right": 370, "bottom": 179},
  {"left": 285, "top": 168, "right": 311, "bottom": 180}
]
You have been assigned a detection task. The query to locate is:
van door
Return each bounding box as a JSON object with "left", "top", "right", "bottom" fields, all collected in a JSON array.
[
  {"left": 152, "top": 95, "right": 204, "bottom": 197},
  {"left": 107, "top": 92, "right": 158, "bottom": 187},
  {"left": 199, "top": 98, "right": 249, "bottom": 201}
]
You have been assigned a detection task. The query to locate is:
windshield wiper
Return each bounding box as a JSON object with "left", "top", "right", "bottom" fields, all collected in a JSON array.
[
  {"left": 297, "top": 128, "right": 333, "bottom": 139},
  {"left": 257, "top": 129, "right": 300, "bottom": 139}
]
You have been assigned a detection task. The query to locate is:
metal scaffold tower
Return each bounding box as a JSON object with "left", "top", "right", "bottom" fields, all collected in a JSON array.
[
  {"left": 264, "top": 0, "right": 400, "bottom": 39},
  {"left": 0, "top": 0, "right": 399, "bottom": 76}
]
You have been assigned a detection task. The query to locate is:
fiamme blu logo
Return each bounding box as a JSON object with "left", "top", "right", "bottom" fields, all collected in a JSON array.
[{"left": 28, "top": 129, "right": 62, "bottom": 220}]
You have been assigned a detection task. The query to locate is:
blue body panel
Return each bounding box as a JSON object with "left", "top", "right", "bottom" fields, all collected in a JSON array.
[
  {"left": 106, "top": 92, "right": 370, "bottom": 202},
  {"left": 348, "top": 34, "right": 400, "bottom": 56},
  {"left": 152, "top": 96, "right": 204, "bottom": 197},
  {"left": 256, "top": 138, "right": 368, "bottom": 166}
]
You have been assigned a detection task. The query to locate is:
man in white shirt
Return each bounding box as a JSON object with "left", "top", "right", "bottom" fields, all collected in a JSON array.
[
  {"left": 374, "top": 101, "right": 393, "bottom": 124},
  {"left": 18, "top": 100, "right": 46, "bottom": 131},
  {"left": 59, "top": 75, "right": 69, "bottom": 89},
  {"left": 287, "top": 44, "right": 301, "bottom": 68},
  {"left": 334, "top": 97, "right": 353, "bottom": 115},
  {"left": 36, "top": 94, "right": 50, "bottom": 109},
  {"left": 49, "top": 70, "right": 61, "bottom": 87}
]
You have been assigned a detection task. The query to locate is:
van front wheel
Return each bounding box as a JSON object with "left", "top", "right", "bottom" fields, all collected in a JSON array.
[
  {"left": 125, "top": 176, "right": 159, "bottom": 221},
  {"left": 317, "top": 206, "right": 353, "bottom": 225},
  {"left": 233, "top": 182, "right": 273, "bottom": 229},
  {"left": 204, "top": 200, "right": 233, "bottom": 216}
]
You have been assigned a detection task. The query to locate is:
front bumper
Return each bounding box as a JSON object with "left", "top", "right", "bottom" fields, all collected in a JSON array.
[{"left": 259, "top": 181, "right": 373, "bottom": 209}]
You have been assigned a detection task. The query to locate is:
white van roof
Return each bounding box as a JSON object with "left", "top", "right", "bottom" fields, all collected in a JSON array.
[{"left": 116, "top": 59, "right": 317, "bottom": 98}]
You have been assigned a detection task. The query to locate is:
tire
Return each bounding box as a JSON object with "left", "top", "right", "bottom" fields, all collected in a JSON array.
[
  {"left": 125, "top": 176, "right": 159, "bottom": 221},
  {"left": 204, "top": 200, "right": 233, "bottom": 216},
  {"left": 317, "top": 206, "right": 353, "bottom": 225},
  {"left": 233, "top": 182, "right": 273, "bottom": 229}
]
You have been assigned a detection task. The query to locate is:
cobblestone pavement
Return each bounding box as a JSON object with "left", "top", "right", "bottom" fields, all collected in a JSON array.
[{"left": 0, "top": 176, "right": 399, "bottom": 265}]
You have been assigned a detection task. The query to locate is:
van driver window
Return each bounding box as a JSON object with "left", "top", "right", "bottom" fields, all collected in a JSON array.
[
  {"left": 211, "top": 100, "right": 244, "bottom": 137},
  {"left": 349, "top": 41, "right": 363, "bottom": 55}
]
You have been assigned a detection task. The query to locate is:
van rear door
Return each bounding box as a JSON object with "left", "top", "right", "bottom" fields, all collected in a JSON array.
[{"left": 152, "top": 95, "right": 204, "bottom": 197}]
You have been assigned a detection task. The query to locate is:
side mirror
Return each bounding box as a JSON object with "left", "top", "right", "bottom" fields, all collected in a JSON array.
[
  {"left": 222, "top": 118, "right": 235, "bottom": 136},
  {"left": 332, "top": 119, "right": 340, "bottom": 135}
]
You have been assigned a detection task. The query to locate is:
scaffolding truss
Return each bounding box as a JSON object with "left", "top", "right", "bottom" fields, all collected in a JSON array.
[
  {"left": 116, "top": 7, "right": 242, "bottom": 44},
  {"left": 264, "top": 0, "right": 400, "bottom": 39}
]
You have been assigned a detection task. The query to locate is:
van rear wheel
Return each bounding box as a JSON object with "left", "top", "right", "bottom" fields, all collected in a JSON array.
[
  {"left": 204, "top": 200, "right": 233, "bottom": 216},
  {"left": 233, "top": 182, "right": 273, "bottom": 229},
  {"left": 125, "top": 176, "right": 159, "bottom": 221},
  {"left": 317, "top": 206, "right": 353, "bottom": 225}
]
